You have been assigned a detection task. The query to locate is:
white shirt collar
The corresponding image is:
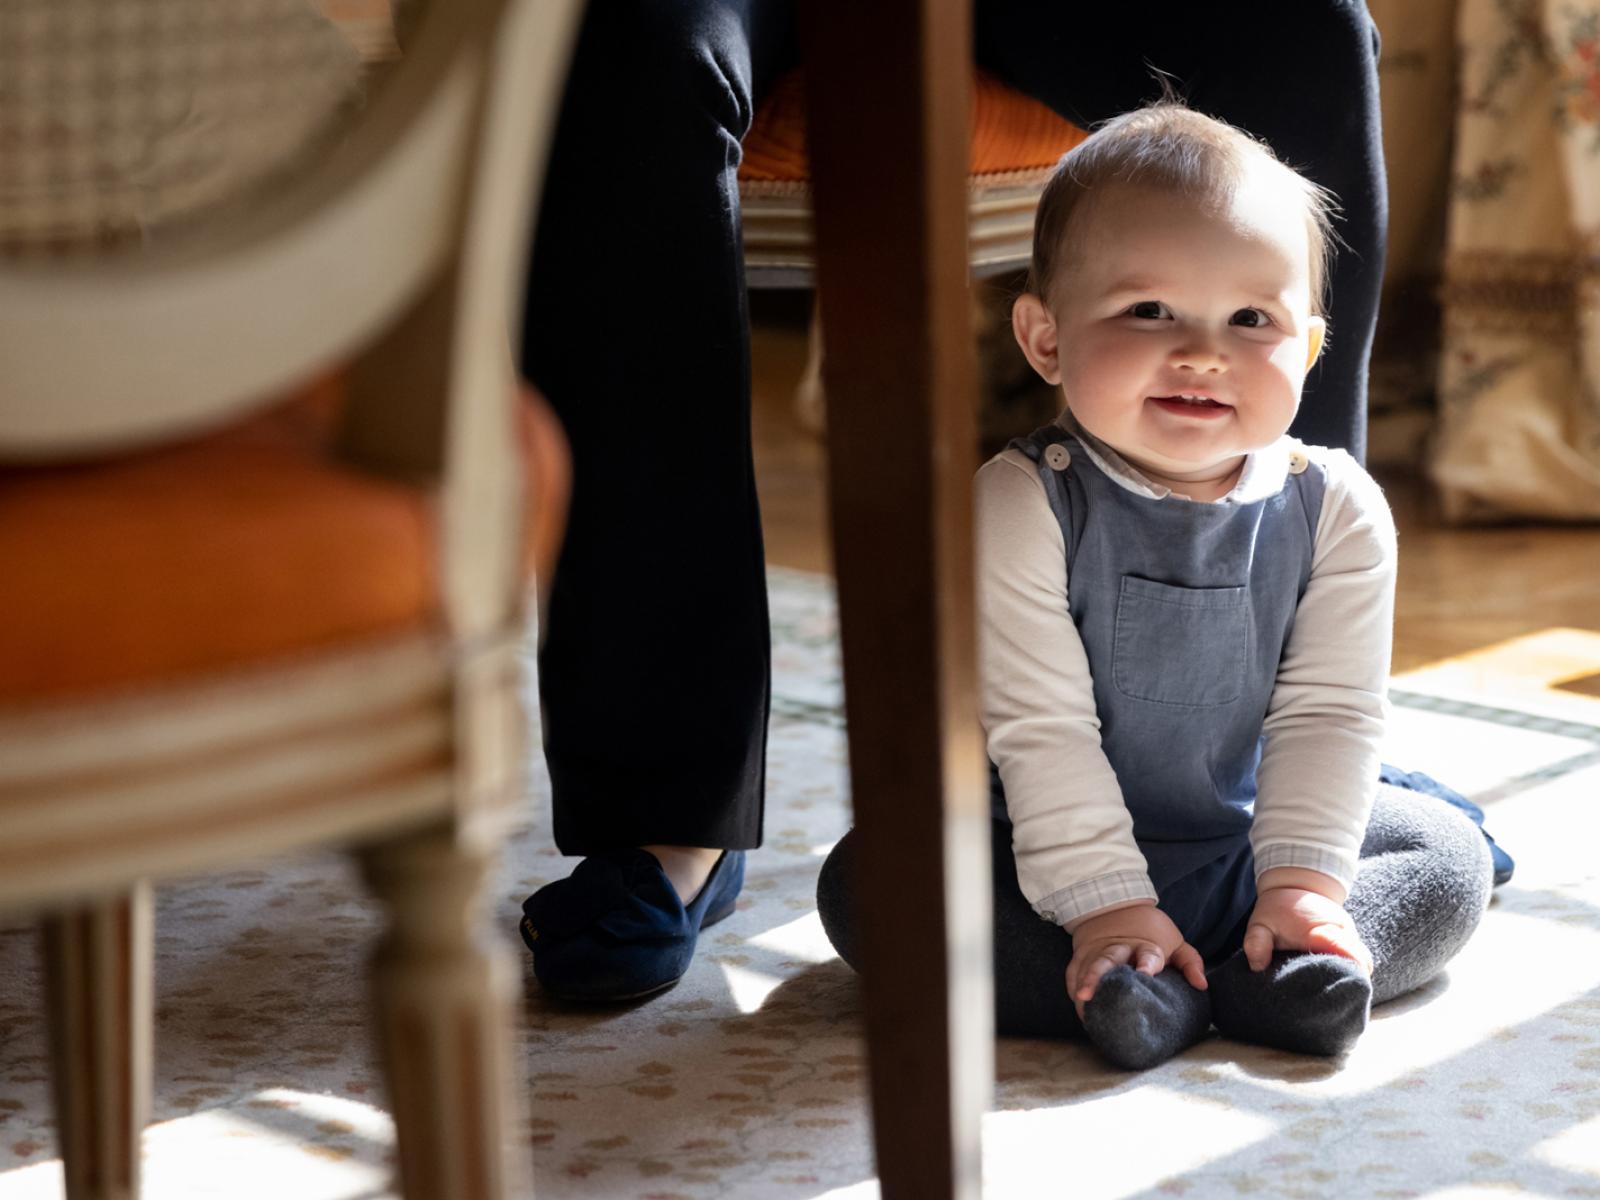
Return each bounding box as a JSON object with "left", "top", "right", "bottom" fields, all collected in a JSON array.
[{"left": 1052, "top": 410, "right": 1294, "bottom": 505}]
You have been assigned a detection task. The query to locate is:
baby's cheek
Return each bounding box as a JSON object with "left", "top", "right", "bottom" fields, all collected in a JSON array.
[{"left": 1266, "top": 340, "right": 1312, "bottom": 382}]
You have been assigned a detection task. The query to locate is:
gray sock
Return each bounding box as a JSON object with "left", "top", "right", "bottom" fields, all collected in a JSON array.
[
  {"left": 1208, "top": 949, "right": 1372, "bottom": 1057},
  {"left": 1081, "top": 965, "right": 1212, "bottom": 1070}
]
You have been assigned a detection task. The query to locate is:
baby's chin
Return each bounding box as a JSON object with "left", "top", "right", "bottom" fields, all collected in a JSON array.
[
  {"left": 1126, "top": 447, "right": 1250, "bottom": 493},
  {"left": 1121, "top": 442, "right": 1245, "bottom": 478}
]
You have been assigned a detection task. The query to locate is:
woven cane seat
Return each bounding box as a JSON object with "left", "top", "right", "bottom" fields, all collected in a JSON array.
[{"left": 738, "top": 68, "right": 1088, "bottom": 285}]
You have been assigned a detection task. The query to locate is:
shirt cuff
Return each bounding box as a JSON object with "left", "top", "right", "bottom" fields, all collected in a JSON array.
[
  {"left": 1033, "top": 870, "right": 1159, "bottom": 927},
  {"left": 1252, "top": 842, "right": 1358, "bottom": 893}
]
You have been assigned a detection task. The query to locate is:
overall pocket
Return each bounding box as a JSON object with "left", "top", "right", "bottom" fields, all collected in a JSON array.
[{"left": 1112, "top": 575, "right": 1249, "bottom": 707}]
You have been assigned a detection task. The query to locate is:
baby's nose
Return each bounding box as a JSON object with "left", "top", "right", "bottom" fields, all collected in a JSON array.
[{"left": 1170, "top": 340, "right": 1227, "bottom": 371}]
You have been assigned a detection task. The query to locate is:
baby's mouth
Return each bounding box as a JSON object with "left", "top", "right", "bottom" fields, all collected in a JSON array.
[
  {"left": 1148, "top": 393, "right": 1232, "bottom": 418},
  {"left": 1150, "top": 393, "right": 1228, "bottom": 408}
]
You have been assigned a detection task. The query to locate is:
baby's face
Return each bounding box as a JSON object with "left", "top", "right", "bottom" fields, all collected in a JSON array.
[{"left": 1044, "top": 175, "right": 1324, "bottom": 496}]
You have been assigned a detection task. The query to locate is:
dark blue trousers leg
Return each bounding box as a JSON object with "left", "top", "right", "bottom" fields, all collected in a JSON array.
[
  {"left": 975, "top": 0, "right": 1386, "bottom": 460},
  {"left": 520, "top": 0, "right": 797, "bottom": 853}
]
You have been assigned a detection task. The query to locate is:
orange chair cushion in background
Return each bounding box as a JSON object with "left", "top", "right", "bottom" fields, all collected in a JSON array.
[
  {"left": 0, "top": 375, "right": 565, "bottom": 703},
  {"left": 739, "top": 67, "right": 1089, "bottom": 184}
]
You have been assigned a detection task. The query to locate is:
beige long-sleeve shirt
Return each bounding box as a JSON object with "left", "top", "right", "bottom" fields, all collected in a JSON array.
[{"left": 977, "top": 416, "right": 1398, "bottom": 928}]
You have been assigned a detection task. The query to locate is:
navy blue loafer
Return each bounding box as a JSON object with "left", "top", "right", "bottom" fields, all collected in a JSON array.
[{"left": 520, "top": 848, "right": 745, "bottom": 1002}]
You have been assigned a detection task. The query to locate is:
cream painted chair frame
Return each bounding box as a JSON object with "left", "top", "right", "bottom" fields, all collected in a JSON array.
[{"left": 0, "top": 0, "right": 582, "bottom": 1196}]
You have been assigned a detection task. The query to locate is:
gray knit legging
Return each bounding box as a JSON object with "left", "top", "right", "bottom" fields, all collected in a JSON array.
[{"left": 815, "top": 785, "right": 1495, "bottom": 1040}]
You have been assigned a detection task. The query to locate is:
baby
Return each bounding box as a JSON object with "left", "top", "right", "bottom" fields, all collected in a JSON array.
[{"left": 817, "top": 100, "right": 1498, "bottom": 1069}]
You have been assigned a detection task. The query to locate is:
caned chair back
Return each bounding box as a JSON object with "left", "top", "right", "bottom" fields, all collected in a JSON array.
[{"left": 0, "top": 0, "right": 573, "bottom": 473}]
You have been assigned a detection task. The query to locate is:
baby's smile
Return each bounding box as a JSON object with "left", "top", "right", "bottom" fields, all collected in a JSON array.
[{"left": 1148, "top": 392, "right": 1233, "bottom": 418}]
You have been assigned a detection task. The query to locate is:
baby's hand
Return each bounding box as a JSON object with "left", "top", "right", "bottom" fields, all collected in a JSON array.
[
  {"left": 1065, "top": 902, "right": 1207, "bottom": 1019},
  {"left": 1242, "top": 886, "right": 1373, "bottom": 975}
]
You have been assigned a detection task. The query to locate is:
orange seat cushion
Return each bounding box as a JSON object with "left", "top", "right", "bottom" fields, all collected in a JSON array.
[
  {"left": 739, "top": 67, "right": 1089, "bottom": 184},
  {"left": 0, "top": 374, "right": 565, "bottom": 704}
]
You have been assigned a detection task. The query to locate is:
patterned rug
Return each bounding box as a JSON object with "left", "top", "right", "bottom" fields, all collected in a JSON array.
[{"left": 3, "top": 568, "right": 1600, "bottom": 1199}]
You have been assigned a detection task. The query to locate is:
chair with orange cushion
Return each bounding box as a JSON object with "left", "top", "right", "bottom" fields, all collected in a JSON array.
[
  {"left": 739, "top": 67, "right": 1088, "bottom": 428},
  {"left": 0, "top": 0, "right": 579, "bottom": 1196}
]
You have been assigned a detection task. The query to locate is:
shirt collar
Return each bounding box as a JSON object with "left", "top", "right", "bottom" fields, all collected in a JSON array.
[{"left": 1052, "top": 411, "right": 1294, "bottom": 505}]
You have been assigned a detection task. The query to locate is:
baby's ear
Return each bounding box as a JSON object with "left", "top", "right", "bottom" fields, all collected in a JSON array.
[
  {"left": 1012, "top": 293, "right": 1063, "bottom": 385},
  {"left": 1305, "top": 317, "right": 1327, "bottom": 370}
]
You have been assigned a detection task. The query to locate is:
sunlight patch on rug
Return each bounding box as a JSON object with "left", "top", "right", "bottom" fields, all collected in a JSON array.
[
  {"left": 720, "top": 961, "right": 787, "bottom": 1013},
  {"left": 1532, "top": 1112, "right": 1600, "bottom": 1175},
  {"left": 749, "top": 911, "right": 837, "bottom": 964},
  {"left": 984, "top": 1088, "right": 1276, "bottom": 1197},
  {"left": 1380, "top": 703, "right": 1596, "bottom": 797},
  {"left": 140, "top": 1093, "right": 395, "bottom": 1199}
]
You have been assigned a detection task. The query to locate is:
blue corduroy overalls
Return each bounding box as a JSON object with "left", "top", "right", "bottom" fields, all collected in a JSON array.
[{"left": 991, "top": 427, "right": 1328, "bottom": 963}]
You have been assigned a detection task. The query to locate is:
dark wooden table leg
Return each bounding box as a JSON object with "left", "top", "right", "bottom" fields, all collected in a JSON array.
[{"left": 799, "top": 2, "right": 993, "bottom": 1197}]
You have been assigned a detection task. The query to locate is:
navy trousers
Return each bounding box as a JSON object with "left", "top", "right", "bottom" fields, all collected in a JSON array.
[{"left": 520, "top": 1, "right": 1388, "bottom": 854}]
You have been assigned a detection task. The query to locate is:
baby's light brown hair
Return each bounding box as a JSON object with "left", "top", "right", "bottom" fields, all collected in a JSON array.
[{"left": 1028, "top": 99, "right": 1339, "bottom": 318}]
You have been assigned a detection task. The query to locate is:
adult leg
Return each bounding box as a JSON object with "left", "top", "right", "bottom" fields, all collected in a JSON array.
[
  {"left": 976, "top": 0, "right": 1386, "bottom": 460},
  {"left": 1208, "top": 783, "right": 1493, "bottom": 1054},
  {"left": 818, "top": 821, "right": 1209, "bottom": 1067},
  {"left": 521, "top": 0, "right": 797, "bottom": 855}
]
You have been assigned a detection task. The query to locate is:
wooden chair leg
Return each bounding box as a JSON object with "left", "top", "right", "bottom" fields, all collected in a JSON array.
[
  {"left": 795, "top": 293, "right": 828, "bottom": 436},
  {"left": 41, "top": 883, "right": 153, "bottom": 1200},
  {"left": 359, "top": 828, "right": 526, "bottom": 1200}
]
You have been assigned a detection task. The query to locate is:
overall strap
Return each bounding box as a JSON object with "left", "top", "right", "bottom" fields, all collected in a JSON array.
[
  {"left": 1284, "top": 441, "right": 1329, "bottom": 599},
  {"left": 1008, "top": 425, "right": 1085, "bottom": 573}
]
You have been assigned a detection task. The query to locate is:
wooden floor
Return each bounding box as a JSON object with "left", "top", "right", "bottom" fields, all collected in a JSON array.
[{"left": 750, "top": 308, "right": 1600, "bottom": 695}]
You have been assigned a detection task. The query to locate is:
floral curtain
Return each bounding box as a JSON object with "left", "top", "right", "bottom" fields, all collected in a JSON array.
[{"left": 1371, "top": 0, "right": 1600, "bottom": 520}]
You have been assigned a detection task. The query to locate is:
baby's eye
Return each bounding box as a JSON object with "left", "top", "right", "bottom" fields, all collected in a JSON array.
[
  {"left": 1230, "top": 308, "right": 1272, "bottom": 328},
  {"left": 1126, "top": 301, "right": 1169, "bottom": 320}
]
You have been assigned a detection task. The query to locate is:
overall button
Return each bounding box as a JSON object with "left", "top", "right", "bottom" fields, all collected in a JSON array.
[
  {"left": 1288, "top": 449, "right": 1309, "bottom": 475},
  {"left": 1044, "top": 443, "right": 1072, "bottom": 471}
]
